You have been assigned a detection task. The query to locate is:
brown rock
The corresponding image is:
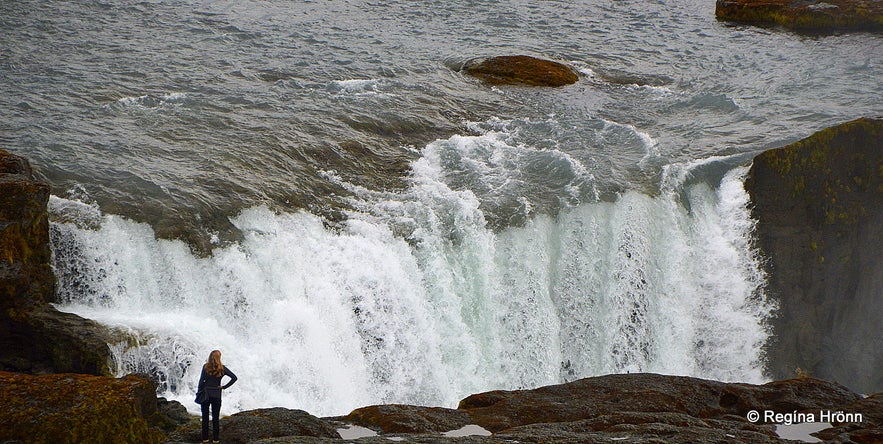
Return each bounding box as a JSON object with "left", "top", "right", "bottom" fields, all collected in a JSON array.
[
  {"left": 0, "top": 370, "right": 168, "bottom": 444},
  {"left": 0, "top": 149, "right": 114, "bottom": 375},
  {"left": 343, "top": 404, "right": 472, "bottom": 434},
  {"left": 462, "top": 55, "right": 579, "bottom": 87},
  {"left": 218, "top": 407, "right": 341, "bottom": 444},
  {"left": 715, "top": 0, "right": 883, "bottom": 32},
  {"left": 0, "top": 149, "right": 54, "bottom": 309},
  {"left": 458, "top": 373, "right": 861, "bottom": 432}
]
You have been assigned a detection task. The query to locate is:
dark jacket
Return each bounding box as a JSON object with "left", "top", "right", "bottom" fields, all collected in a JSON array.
[{"left": 197, "top": 365, "right": 238, "bottom": 400}]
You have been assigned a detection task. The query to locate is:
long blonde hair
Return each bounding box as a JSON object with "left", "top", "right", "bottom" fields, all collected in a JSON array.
[{"left": 204, "top": 350, "right": 224, "bottom": 377}]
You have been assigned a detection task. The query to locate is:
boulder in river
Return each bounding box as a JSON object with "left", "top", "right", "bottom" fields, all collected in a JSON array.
[{"left": 462, "top": 55, "right": 579, "bottom": 87}]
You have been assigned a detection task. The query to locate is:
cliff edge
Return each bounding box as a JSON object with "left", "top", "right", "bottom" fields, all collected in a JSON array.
[
  {"left": 0, "top": 149, "right": 113, "bottom": 376},
  {"left": 745, "top": 117, "right": 882, "bottom": 395}
]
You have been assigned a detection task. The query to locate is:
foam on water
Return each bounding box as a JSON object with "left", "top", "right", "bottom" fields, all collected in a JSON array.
[{"left": 50, "top": 134, "right": 774, "bottom": 416}]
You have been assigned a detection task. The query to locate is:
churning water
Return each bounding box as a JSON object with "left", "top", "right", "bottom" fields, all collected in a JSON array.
[{"left": 3, "top": 0, "right": 881, "bottom": 416}]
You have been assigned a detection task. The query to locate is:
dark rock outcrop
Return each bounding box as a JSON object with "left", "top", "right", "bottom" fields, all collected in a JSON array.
[
  {"left": 0, "top": 149, "right": 114, "bottom": 375},
  {"left": 220, "top": 408, "right": 341, "bottom": 444},
  {"left": 458, "top": 373, "right": 860, "bottom": 432},
  {"left": 716, "top": 0, "right": 883, "bottom": 32},
  {"left": 333, "top": 374, "right": 877, "bottom": 444},
  {"left": 0, "top": 149, "right": 54, "bottom": 309},
  {"left": 745, "top": 117, "right": 882, "bottom": 394},
  {"left": 343, "top": 404, "right": 471, "bottom": 434},
  {"left": 0, "top": 371, "right": 170, "bottom": 444},
  {"left": 462, "top": 55, "right": 579, "bottom": 87}
]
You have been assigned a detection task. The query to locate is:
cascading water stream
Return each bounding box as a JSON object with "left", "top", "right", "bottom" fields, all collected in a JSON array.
[{"left": 49, "top": 130, "right": 774, "bottom": 417}]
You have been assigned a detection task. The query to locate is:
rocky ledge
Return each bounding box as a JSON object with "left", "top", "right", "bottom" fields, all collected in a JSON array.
[
  {"left": 715, "top": 0, "right": 883, "bottom": 32},
  {"left": 334, "top": 373, "right": 880, "bottom": 444},
  {"left": 0, "top": 370, "right": 183, "bottom": 443}
]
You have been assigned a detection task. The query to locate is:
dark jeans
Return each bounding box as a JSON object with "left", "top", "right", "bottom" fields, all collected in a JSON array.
[{"left": 201, "top": 396, "right": 222, "bottom": 441}]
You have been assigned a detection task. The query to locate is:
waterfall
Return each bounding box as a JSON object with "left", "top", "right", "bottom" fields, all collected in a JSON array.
[{"left": 49, "top": 135, "right": 774, "bottom": 417}]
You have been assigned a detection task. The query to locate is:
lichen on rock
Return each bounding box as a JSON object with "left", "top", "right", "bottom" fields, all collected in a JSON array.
[{"left": 0, "top": 371, "right": 169, "bottom": 444}]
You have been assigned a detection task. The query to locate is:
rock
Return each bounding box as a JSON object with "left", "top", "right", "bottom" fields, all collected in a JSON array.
[
  {"left": 167, "top": 374, "right": 879, "bottom": 443},
  {"left": 745, "top": 117, "right": 883, "bottom": 394},
  {"left": 0, "top": 305, "right": 114, "bottom": 375},
  {"left": 0, "top": 370, "right": 169, "bottom": 444},
  {"left": 496, "top": 413, "right": 783, "bottom": 443},
  {"left": 0, "top": 149, "right": 54, "bottom": 309},
  {"left": 457, "top": 373, "right": 861, "bottom": 433},
  {"left": 218, "top": 407, "right": 341, "bottom": 444},
  {"left": 462, "top": 55, "right": 579, "bottom": 87},
  {"left": 814, "top": 393, "right": 883, "bottom": 443},
  {"left": 0, "top": 149, "right": 115, "bottom": 375},
  {"left": 343, "top": 404, "right": 472, "bottom": 434},
  {"left": 715, "top": 0, "right": 883, "bottom": 32}
]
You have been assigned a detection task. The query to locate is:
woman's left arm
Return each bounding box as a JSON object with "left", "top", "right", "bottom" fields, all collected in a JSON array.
[{"left": 222, "top": 367, "right": 238, "bottom": 389}]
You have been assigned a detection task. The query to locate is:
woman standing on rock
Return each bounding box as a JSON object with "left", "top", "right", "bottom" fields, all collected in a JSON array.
[{"left": 197, "top": 349, "right": 238, "bottom": 444}]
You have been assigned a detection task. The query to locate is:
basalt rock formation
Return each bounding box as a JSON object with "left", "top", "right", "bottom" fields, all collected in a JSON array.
[
  {"left": 715, "top": 0, "right": 883, "bottom": 32},
  {"left": 462, "top": 55, "right": 579, "bottom": 87},
  {"left": 745, "top": 117, "right": 882, "bottom": 395},
  {"left": 0, "top": 149, "right": 113, "bottom": 375}
]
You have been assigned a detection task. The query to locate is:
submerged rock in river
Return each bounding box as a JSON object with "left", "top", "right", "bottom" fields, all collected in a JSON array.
[
  {"left": 462, "top": 55, "right": 579, "bottom": 87},
  {"left": 746, "top": 117, "right": 883, "bottom": 395},
  {"left": 715, "top": 0, "right": 883, "bottom": 32}
]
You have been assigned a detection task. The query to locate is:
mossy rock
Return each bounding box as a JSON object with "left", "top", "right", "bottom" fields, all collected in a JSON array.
[
  {"left": 747, "top": 117, "right": 882, "bottom": 227},
  {"left": 1, "top": 149, "right": 54, "bottom": 309},
  {"left": 462, "top": 55, "right": 579, "bottom": 87},
  {"left": 0, "top": 371, "right": 168, "bottom": 444},
  {"left": 716, "top": 0, "right": 883, "bottom": 32}
]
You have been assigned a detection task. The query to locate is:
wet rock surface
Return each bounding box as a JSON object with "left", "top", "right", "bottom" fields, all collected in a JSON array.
[
  {"left": 745, "top": 117, "right": 883, "bottom": 395},
  {"left": 716, "top": 0, "right": 883, "bottom": 32},
  {"left": 0, "top": 149, "right": 114, "bottom": 376},
  {"left": 160, "top": 373, "right": 878, "bottom": 443},
  {"left": 462, "top": 55, "right": 579, "bottom": 87}
]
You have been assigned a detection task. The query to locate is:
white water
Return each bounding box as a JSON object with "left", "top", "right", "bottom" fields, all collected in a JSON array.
[{"left": 49, "top": 133, "right": 774, "bottom": 417}]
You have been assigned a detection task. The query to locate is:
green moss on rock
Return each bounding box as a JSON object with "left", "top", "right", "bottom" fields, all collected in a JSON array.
[
  {"left": 746, "top": 117, "right": 883, "bottom": 395},
  {"left": 716, "top": 0, "right": 883, "bottom": 32},
  {"left": 0, "top": 371, "right": 167, "bottom": 444}
]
